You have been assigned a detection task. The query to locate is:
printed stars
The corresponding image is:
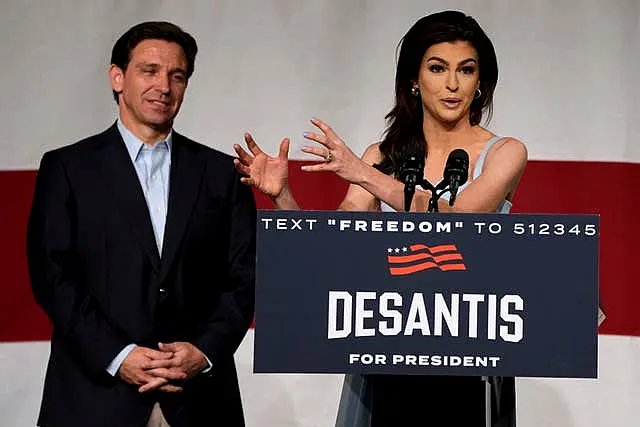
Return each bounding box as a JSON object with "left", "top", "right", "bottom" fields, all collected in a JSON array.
[{"left": 387, "top": 247, "right": 409, "bottom": 253}]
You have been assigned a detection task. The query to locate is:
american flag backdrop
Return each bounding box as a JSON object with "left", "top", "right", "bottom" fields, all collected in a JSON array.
[{"left": 0, "top": 1, "right": 638, "bottom": 426}]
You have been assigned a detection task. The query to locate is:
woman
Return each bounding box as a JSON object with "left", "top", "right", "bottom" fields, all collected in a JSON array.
[{"left": 234, "top": 10, "right": 527, "bottom": 427}]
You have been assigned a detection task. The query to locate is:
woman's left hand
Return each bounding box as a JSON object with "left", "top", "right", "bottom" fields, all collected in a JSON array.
[{"left": 301, "top": 118, "right": 368, "bottom": 184}]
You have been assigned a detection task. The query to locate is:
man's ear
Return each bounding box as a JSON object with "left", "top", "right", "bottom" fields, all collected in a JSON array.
[{"left": 109, "top": 64, "right": 124, "bottom": 95}]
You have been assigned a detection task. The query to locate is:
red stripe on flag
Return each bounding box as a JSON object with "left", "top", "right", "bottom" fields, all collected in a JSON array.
[
  {"left": 388, "top": 252, "right": 463, "bottom": 263},
  {"left": 1, "top": 160, "right": 639, "bottom": 341},
  {"left": 410, "top": 244, "right": 458, "bottom": 253},
  {"left": 0, "top": 170, "right": 50, "bottom": 342},
  {"left": 389, "top": 261, "right": 467, "bottom": 275},
  {"left": 389, "top": 261, "right": 438, "bottom": 275}
]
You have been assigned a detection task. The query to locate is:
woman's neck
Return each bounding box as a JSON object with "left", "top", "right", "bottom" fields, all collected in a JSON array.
[{"left": 422, "top": 115, "right": 483, "bottom": 157}]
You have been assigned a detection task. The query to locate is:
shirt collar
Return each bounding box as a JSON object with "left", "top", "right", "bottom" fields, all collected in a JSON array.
[{"left": 116, "top": 117, "right": 173, "bottom": 162}]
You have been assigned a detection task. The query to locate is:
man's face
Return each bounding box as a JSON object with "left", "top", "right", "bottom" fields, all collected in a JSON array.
[{"left": 110, "top": 39, "right": 188, "bottom": 133}]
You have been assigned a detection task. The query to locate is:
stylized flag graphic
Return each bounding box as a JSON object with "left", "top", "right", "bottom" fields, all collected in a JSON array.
[{"left": 387, "top": 244, "right": 466, "bottom": 275}]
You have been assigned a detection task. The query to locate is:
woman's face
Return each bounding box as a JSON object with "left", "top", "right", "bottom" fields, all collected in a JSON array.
[{"left": 415, "top": 40, "right": 481, "bottom": 126}]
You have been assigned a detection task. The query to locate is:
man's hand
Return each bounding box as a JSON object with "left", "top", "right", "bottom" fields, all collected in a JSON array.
[
  {"left": 118, "top": 346, "right": 186, "bottom": 393},
  {"left": 138, "top": 342, "right": 208, "bottom": 393}
]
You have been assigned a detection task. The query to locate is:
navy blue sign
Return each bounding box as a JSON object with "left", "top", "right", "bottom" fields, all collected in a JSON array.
[{"left": 254, "top": 211, "right": 599, "bottom": 378}]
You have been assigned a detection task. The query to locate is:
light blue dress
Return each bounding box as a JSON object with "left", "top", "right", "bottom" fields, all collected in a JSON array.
[{"left": 334, "top": 136, "right": 514, "bottom": 427}]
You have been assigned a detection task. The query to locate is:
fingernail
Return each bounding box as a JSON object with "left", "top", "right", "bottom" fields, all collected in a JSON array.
[
  {"left": 300, "top": 166, "right": 307, "bottom": 171},
  {"left": 303, "top": 132, "right": 310, "bottom": 138}
]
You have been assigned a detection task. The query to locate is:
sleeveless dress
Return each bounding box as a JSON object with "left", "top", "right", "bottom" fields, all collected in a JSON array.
[{"left": 334, "top": 136, "right": 516, "bottom": 427}]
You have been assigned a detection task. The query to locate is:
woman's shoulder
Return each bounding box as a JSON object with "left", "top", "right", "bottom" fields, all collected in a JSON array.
[
  {"left": 476, "top": 127, "right": 526, "bottom": 152},
  {"left": 491, "top": 134, "right": 527, "bottom": 148},
  {"left": 361, "top": 141, "right": 385, "bottom": 165},
  {"left": 483, "top": 135, "right": 528, "bottom": 172},
  {"left": 488, "top": 136, "right": 528, "bottom": 159}
]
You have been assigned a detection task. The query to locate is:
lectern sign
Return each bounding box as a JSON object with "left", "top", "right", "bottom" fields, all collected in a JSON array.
[{"left": 254, "top": 211, "right": 599, "bottom": 378}]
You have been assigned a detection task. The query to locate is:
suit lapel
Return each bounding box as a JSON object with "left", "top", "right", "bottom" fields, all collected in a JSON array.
[
  {"left": 158, "top": 133, "right": 205, "bottom": 283},
  {"left": 98, "top": 123, "right": 161, "bottom": 270}
]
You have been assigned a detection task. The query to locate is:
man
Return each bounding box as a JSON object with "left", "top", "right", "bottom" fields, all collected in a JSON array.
[{"left": 26, "top": 21, "right": 256, "bottom": 427}]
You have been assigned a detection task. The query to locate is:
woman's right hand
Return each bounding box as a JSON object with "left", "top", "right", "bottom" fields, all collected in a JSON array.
[{"left": 234, "top": 133, "right": 290, "bottom": 201}]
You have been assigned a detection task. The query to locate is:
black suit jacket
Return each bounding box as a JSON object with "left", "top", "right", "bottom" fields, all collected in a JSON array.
[{"left": 26, "top": 123, "right": 256, "bottom": 427}]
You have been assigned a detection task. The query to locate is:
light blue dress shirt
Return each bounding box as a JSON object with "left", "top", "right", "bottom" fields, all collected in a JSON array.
[{"left": 106, "top": 118, "right": 211, "bottom": 376}]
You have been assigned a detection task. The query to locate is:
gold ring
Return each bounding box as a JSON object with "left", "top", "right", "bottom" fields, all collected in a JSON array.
[{"left": 325, "top": 150, "right": 333, "bottom": 162}]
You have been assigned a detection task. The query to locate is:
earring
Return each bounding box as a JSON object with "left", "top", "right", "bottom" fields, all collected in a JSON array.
[
  {"left": 411, "top": 86, "right": 420, "bottom": 97},
  {"left": 474, "top": 88, "right": 482, "bottom": 99}
]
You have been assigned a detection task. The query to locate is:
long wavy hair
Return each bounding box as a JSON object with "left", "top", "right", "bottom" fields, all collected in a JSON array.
[{"left": 374, "top": 11, "right": 498, "bottom": 176}]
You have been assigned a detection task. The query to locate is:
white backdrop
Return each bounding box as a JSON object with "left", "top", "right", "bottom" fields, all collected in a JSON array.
[
  {"left": 2, "top": 0, "right": 639, "bottom": 166},
  {"left": 1, "top": 1, "right": 639, "bottom": 426}
]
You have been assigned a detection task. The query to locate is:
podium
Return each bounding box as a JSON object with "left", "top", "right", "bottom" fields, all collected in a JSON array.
[{"left": 253, "top": 210, "right": 599, "bottom": 379}]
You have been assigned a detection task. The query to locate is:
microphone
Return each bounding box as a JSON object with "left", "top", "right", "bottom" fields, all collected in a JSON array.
[
  {"left": 443, "top": 149, "right": 469, "bottom": 206},
  {"left": 399, "top": 152, "right": 424, "bottom": 212}
]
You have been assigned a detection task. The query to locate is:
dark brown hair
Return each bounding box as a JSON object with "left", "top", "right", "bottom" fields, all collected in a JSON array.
[
  {"left": 110, "top": 21, "right": 198, "bottom": 102},
  {"left": 375, "top": 11, "right": 498, "bottom": 176}
]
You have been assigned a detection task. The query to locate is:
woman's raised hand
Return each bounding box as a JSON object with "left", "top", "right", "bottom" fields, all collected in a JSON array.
[{"left": 301, "top": 118, "right": 367, "bottom": 185}]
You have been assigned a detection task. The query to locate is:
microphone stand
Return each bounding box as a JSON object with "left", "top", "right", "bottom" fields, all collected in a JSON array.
[{"left": 420, "top": 179, "right": 450, "bottom": 213}]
